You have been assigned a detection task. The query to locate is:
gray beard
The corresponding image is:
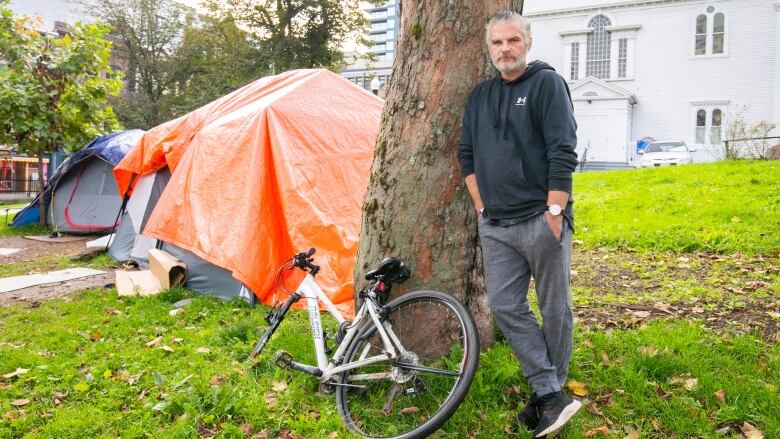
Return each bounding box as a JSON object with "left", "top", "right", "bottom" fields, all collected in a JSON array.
[{"left": 492, "top": 56, "right": 527, "bottom": 74}]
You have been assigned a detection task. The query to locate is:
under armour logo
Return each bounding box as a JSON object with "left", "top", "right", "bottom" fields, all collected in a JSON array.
[{"left": 515, "top": 97, "right": 527, "bottom": 106}]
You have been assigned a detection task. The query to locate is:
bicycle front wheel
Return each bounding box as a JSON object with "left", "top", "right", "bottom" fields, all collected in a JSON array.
[{"left": 335, "top": 290, "right": 479, "bottom": 439}]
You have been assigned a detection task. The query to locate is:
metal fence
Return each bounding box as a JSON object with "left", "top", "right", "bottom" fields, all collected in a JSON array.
[{"left": 0, "top": 178, "right": 42, "bottom": 198}]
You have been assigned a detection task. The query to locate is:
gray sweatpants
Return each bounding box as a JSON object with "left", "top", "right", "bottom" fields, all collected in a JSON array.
[{"left": 478, "top": 212, "right": 573, "bottom": 397}]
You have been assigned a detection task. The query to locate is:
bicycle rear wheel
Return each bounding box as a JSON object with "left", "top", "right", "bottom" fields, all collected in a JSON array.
[{"left": 335, "top": 290, "right": 479, "bottom": 439}]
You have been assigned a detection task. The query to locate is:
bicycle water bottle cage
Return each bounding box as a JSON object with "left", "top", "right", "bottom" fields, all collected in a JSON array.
[{"left": 364, "top": 257, "right": 411, "bottom": 283}]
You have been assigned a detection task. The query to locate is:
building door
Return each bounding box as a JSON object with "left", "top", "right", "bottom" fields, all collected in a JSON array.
[{"left": 576, "top": 115, "right": 610, "bottom": 162}]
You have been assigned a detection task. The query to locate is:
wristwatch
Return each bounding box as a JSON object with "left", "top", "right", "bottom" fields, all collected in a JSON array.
[{"left": 547, "top": 204, "right": 563, "bottom": 216}]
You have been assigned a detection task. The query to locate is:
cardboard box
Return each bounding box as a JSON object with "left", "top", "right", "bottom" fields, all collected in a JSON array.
[{"left": 116, "top": 249, "right": 187, "bottom": 297}]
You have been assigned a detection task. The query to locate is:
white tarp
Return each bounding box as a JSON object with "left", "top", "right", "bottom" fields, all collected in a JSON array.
[
  {"left": 0, "top": 248, "right": 21, "bottom": 256},
  {"left": 86, "top": 234, "right": 114, "bottom": 248},
  {"left": 0, "top": 268, "right": 106, "bottom": 293}
]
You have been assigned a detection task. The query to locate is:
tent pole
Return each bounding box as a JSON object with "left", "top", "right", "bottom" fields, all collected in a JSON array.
[{"left": 105, "top": 173, "right": 137, "bottom": 252}]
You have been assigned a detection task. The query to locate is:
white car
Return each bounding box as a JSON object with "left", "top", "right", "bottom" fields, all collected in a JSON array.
[{"left": 639, "top": 140, "right": 694, "bottom": 168}]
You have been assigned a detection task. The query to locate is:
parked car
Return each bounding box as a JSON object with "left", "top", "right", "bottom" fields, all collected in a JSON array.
[{"left": 638, "top": 140, "right": 694, "bottom": 168}]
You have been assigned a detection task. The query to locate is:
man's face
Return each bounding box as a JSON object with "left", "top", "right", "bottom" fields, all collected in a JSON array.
[{"left": 488, "top": 21, "right": 532, "bottom": 76}]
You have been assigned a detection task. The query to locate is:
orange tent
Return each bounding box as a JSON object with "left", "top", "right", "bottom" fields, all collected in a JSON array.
[{"left": 114, "top": 69, "right": 383, "bottom": 315}]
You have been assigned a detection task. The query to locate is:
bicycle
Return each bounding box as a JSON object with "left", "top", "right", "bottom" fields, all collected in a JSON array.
[{"left": 250, "top": 248, "right": 480, "bottom": 439}]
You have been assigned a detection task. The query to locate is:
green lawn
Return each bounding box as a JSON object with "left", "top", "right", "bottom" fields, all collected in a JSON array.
[
  {"left": 1, "top": 160, "right": 779, "bottom": 438},
  {"left": 575, "top": 160, "right": 780, "bottom": 254}
]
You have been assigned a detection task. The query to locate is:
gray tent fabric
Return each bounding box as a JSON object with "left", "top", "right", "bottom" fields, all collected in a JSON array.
[
  {"left": 50, "top": 158, "right": 122, "bottom": 235},
  {"left": 107, "top": 167, "right": 256, "bottom": 305},
  {"left": 108, "top": 168, "right": 170, "bottom": 264},
  {"left": 161, "top": 242, "right": 257, "bottom": 305}
]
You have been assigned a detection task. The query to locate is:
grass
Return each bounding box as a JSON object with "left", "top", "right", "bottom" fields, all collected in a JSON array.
[
  {"left": 1, "top": 160, "right": 780, "bottom": 438},
  {"left": 0, "top": 289, "right": 777, "bottom": 438},
  {"left": 574, "top": 160, "right": 780, "bottom": 254}
]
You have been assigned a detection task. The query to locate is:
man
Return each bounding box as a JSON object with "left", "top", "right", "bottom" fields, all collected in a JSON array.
[{"left": 457, "top": 10, "right": 581, "bottom": 438}]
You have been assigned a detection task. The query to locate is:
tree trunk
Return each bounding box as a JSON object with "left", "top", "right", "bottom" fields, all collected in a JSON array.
[{"left": 355, "top": 0, "right": 524, "bottom": 348}]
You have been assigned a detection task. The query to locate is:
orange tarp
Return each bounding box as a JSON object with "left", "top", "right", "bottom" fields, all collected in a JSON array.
[{"left": 114, "top": 69, "right": 383, "bottom": 315}]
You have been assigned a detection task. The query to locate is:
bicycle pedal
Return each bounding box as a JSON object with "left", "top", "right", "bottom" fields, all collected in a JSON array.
[{"left": 273, "top": 350, "right": 294, "bottom": 369}]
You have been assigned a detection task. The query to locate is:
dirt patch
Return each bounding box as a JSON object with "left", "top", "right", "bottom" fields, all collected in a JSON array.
[
  {"left": 571, "top": 247, "right": 780, "bottom": 341},
  {"left": 0, "top": 235, "right": 94, "bottom": 265},
  {"left": 0, "top": 235, "right": 114, "bottom": 307},
  {"left": 0, "top": 272, "right": 115, "bottom": 307}
]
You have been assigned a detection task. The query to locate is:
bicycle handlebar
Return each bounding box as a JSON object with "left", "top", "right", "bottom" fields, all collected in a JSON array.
[{"left": 292, "top": 248, "right": 320, "bottom": 275}]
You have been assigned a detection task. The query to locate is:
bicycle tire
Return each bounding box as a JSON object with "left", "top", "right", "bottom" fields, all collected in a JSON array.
[{"left": 335, "top": 290, "right": 479, "bottom": 438}]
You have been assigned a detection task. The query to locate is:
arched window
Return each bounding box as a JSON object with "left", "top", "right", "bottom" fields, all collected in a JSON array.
[
  {"left": 710, "top": 109, "right": 723, "bottom": 144},
  {"left": 586, "top": 15, "right": 611, "bottom": 79},
  {"left": 712, "top": 13, "right": 725, "bottom": 54},
  {"left": 695, "top": 7, "right": 726, "bottom": 56},
  {"left": 695, "top": 14, "right": 707, "bottom": 55},
  {"left": 696, "top": 110, "right": 706, "bottom": 143}
]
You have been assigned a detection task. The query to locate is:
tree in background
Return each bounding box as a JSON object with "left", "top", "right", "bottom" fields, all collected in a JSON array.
[
  {"left": 86, "top": 0, "right": 374, "bottom": 130},
  {"left": 83, "top": 0, "right": 186, "bottom": 128},
  {"left": 355, "top": 0, "right": 525, "bottom": 346},
  {"left": 204, "top": 0, "right": 371, "bottom": 73},
  {"left": 0, "top": 1, "right": 121, "bottom": 225}
]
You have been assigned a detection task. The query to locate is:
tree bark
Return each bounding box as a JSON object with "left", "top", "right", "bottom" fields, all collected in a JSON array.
[{"left": 355, "top": 0, "right": 524, "bottom": 348}]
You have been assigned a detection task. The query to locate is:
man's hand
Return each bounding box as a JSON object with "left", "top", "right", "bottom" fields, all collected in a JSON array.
[{"left": 544, "top": 211, "right": 563, "bottom": 241}]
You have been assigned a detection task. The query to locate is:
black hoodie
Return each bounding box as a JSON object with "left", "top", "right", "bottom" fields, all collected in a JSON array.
[{"left": 458, "top": 61, "right": 579, "bottom": 222}]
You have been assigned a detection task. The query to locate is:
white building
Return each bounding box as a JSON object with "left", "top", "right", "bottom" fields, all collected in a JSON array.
[{"left": 525, "top": 0, "right": 779, "bottom": 164}]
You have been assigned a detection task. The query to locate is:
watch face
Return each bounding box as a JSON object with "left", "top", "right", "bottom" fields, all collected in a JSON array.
[{"left": 548, "top": 205, "right": 562, "bottom": 215}]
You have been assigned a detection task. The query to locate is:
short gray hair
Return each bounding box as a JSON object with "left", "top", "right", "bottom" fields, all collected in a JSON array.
[{"left": 485, "top": 10, "right": 531, "bottom": 45}]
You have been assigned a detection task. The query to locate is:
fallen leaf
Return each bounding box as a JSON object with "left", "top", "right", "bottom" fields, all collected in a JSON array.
[
  {"left": 567, "top": 380, "right": 588, "bottom": 397},
  {"left": 400, "top": 406, "right": 419, "bottom": 415},
  {"left": 52, "top": 390, "right": 68, "bottom": 399},
  {"left": 628, "top": 310, "right": 651, "bottom": 319},
  {"left": 10, "top": 399, "right": 30, "bottom": 407},
  {"left": 585, "top": 401, "right": 605, "bottom": 417},
  {"left": 599, "top": 351, "right": 611, "bottom": 365},
  {"left": 127, "top": 373, "right": 143, "bottom": 385},
  {"left": 714, "top": 389, "right": 726, "bottom": 404},
  {"left": 271, "top": 380, "right": 287, "bottom": 392},
  {"left": 327, "top": 432, "right": 338, "bottom": 439},
  {"left": 169, "top": 308, "right": 184, "bottom": 317},
  {"left": 77, "top": 363, "right": 90, "bottom": 373},
  {"left": 264, "top": 392, "right": 277, "bottom": 406},
  {"left": 90, "top": 331, "right": 102, "bottom": 341},
  {"left": 504, "top": 385, "right": 521, "bottom": 396},
  {"left": 640, "top": 344, "right": 658, "bottom": 356},
  {"left": 240, "top": 423, "right": 253, "bottom": 435},
  {"left": 36, "top": 350, "right": 53, "bottom": 357},
  {"left": 197, "top": 423, "right": 218, "bottom": 438},
  {"left": 172, "top": 338, "right": 184, "bottom": 344},
  {"left": 196, "top": 347, "right": 211, "bottom": 354},
  {"left": 593, "top": 393, "right": 613, "bottom": 405},
  {"left": 741, "top": 422, "right": 764, "bottom": 439},
  {"left": 145, "top": 336, "right": 163, "bottom": 348},
  {"left": 656, "top": 386, "right": 672, "bottom": 399},
  {"left": 583, "top": 426, "right": 610, "bottom": 437},
  {"left": 251, "top": 429, "right": 270, "bottom": 439},
  {"left": 2, "top": 368, "right": 29, "bottom": 379},
  {"left": 624, "top": 427, "right": 639, "bottom": 439},
  {"left": 669, "top": 374, "right": 698, "bottom": 391},
  {"left": 160, "top": 345, "right": 174, "bottom": 353},
  {"left": 105, "top": 308, "right": 122, "bottom": 316}
]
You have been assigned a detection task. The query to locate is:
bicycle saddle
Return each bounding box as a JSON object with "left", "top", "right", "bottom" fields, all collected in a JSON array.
[{"left": 364, "top": 257, "right": 411, "bottom": 282}]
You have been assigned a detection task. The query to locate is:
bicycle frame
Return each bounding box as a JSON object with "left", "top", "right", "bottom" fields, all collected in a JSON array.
[{"left": 285, "top": 273, "right": 408, "bottom": 383}]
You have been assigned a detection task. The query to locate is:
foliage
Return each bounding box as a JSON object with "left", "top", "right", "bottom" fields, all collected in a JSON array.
[
  {"left": 86, "top": 0, "right": 374, "bottom": 129},
  {"left": 574, "top": 160, "right": 780, "bottom": 254},
  {"left": 0, "top": 1, "right": 122, "bottom": 156},
  {"left": 204, "top": 0, "right": 371, "bottom": 73},
  {"left": 723, "top": 114, "right": 778, "bottom": 160},
  {"left": 82, "top": 0, "right": 191, "bottom": 129}
]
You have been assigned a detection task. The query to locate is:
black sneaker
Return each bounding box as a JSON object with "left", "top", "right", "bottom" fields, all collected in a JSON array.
[
  {"left": 514, "top": 393, "right": 539, "bottom": 431},
  {"left": 533, "top": 391, "right": 581, "bottom": 438}
]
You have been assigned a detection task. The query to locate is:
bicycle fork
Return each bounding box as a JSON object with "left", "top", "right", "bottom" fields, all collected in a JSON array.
[{"left": 249, "top": 293, "right": 301, "bottom": 359}]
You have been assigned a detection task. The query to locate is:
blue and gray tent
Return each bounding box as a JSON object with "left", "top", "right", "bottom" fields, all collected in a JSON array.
[{"left": 11, "top": 130, "right": 144, "bottom": 233}]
